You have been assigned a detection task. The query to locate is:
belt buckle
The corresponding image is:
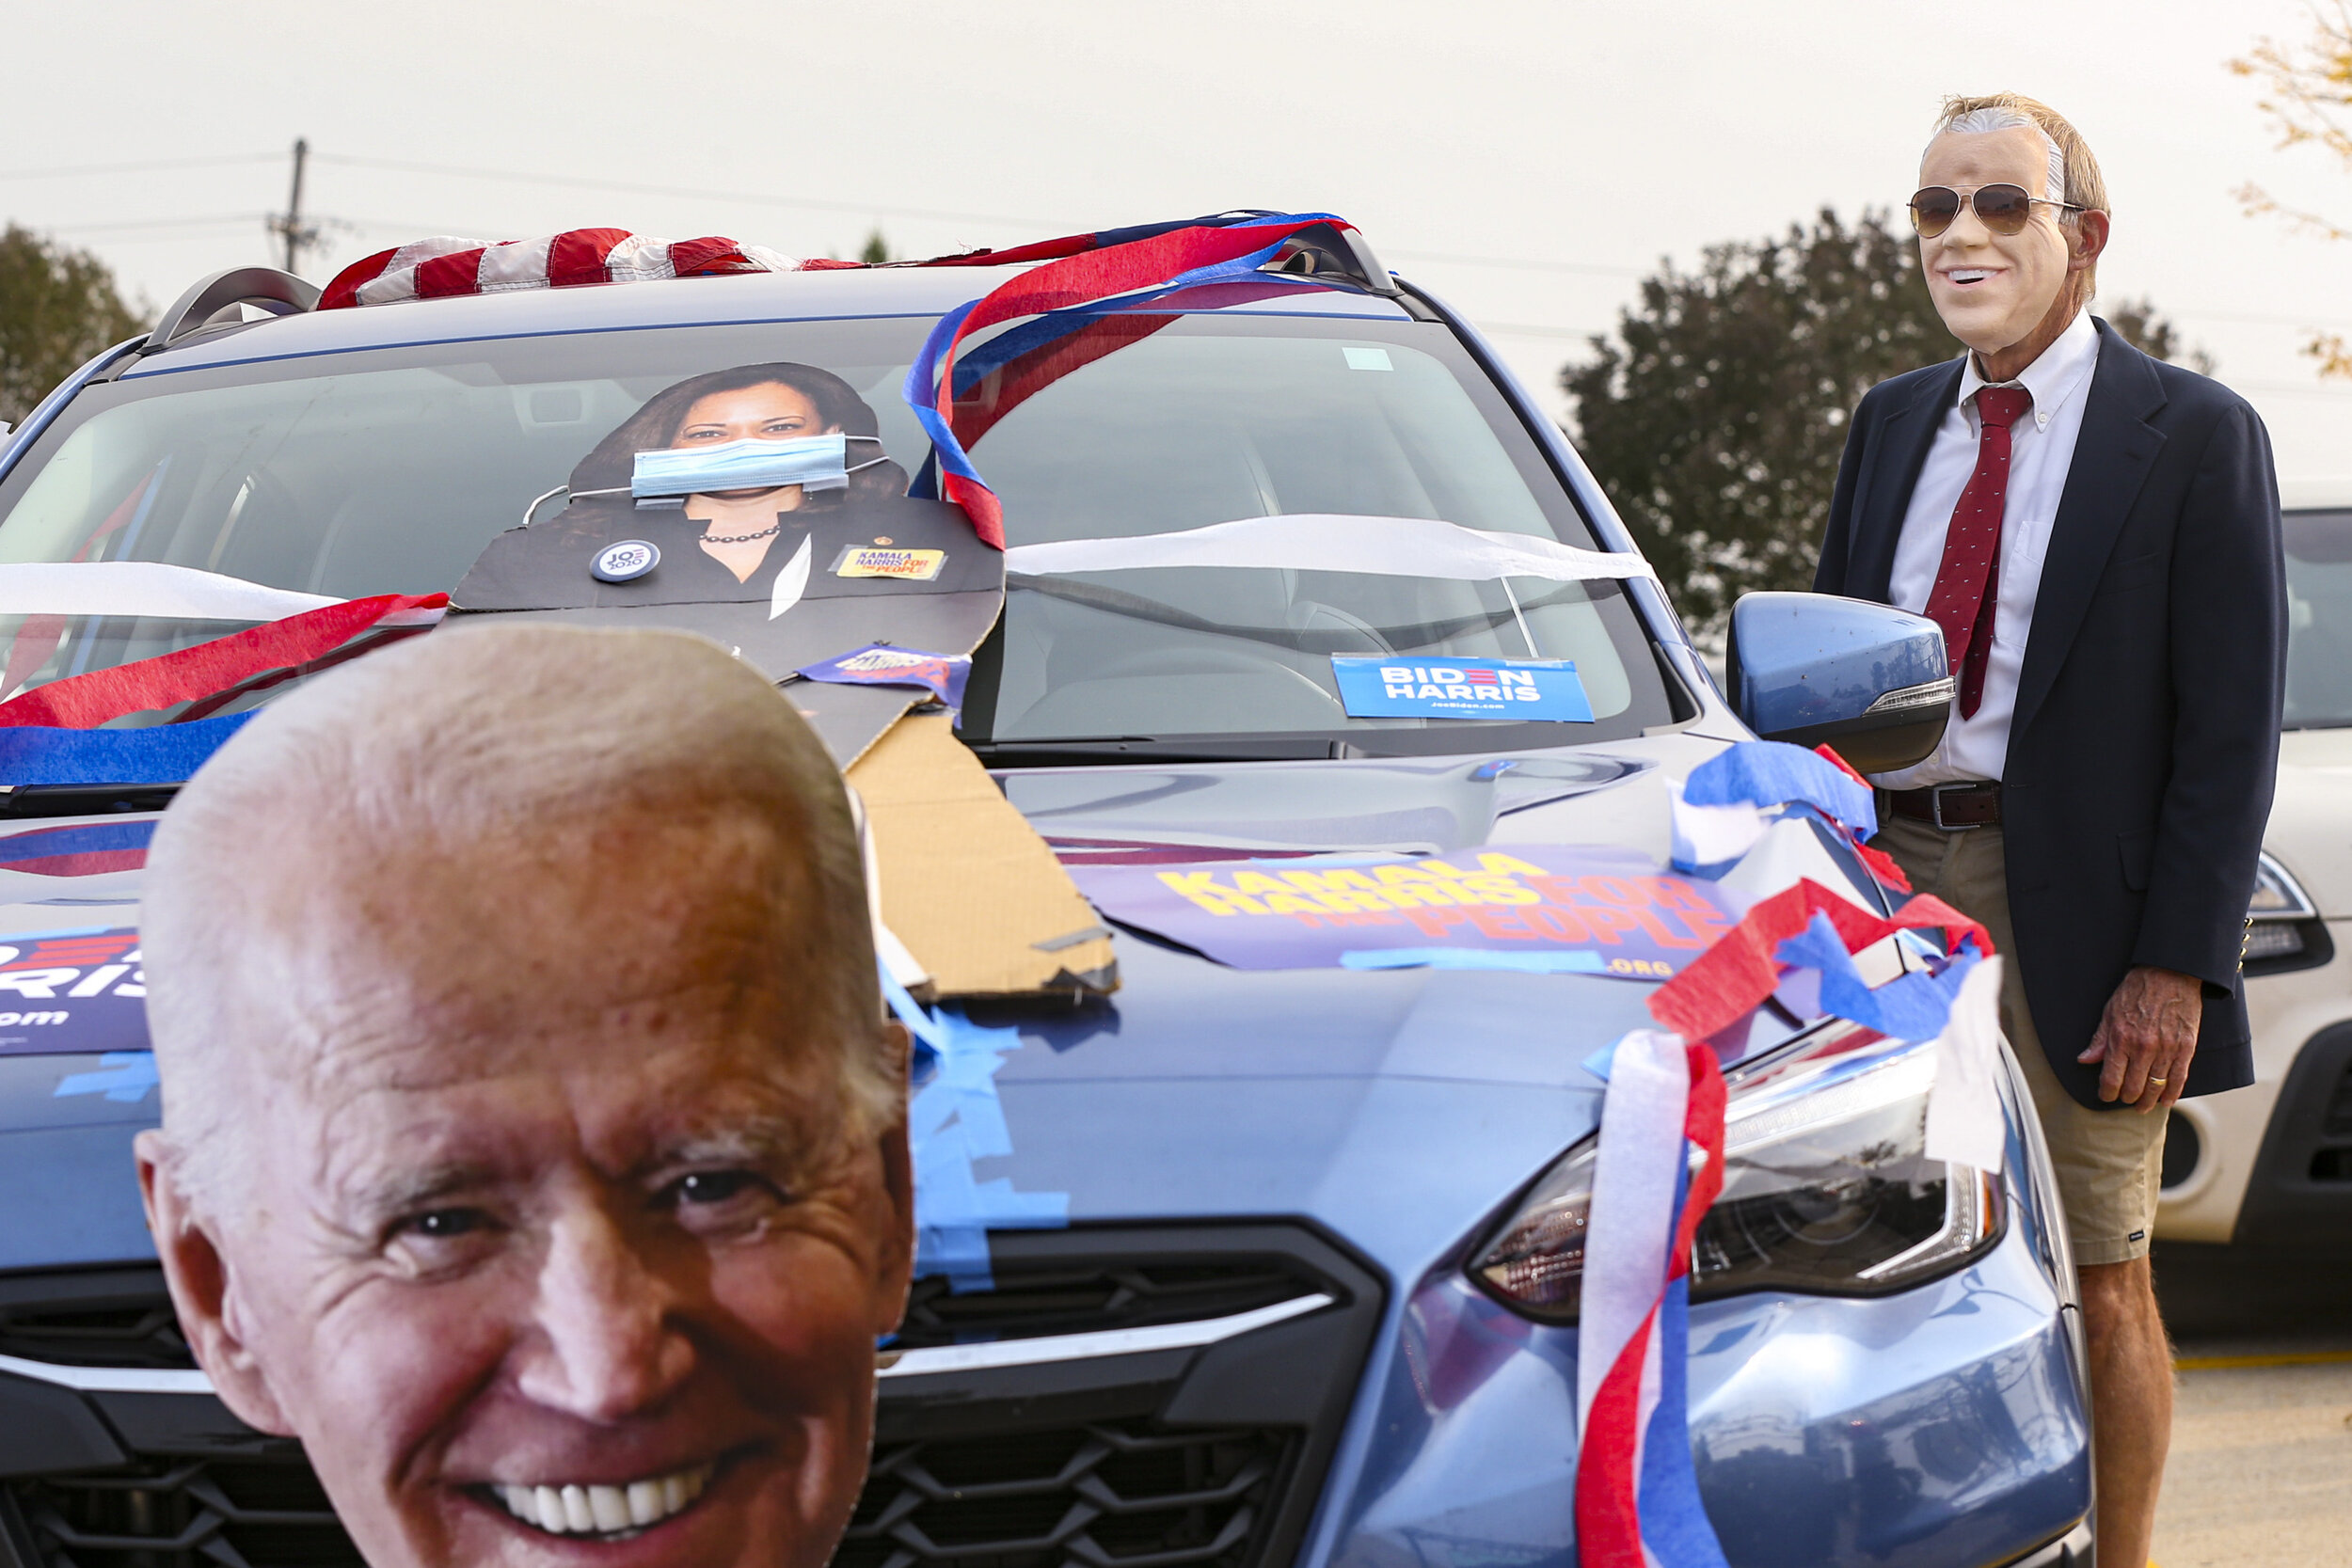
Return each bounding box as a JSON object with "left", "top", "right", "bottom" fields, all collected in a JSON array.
[{"left": 1930, "top": 783, "right": 1981, "bottom": 832}]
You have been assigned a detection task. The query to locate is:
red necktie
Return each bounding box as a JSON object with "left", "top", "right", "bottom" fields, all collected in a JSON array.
[{"left": 1922, "top": 385, "right": 2033, "bottom": 719}]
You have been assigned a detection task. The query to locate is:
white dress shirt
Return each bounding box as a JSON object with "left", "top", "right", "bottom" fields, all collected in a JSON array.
[{"left": 1871, "top": 309, "right": 2101, "bottom": 790}]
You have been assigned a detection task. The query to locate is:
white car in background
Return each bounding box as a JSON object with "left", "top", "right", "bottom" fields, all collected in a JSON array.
[{"left": 2156, "top": 506, "right": 2352, "bottom": 1247}]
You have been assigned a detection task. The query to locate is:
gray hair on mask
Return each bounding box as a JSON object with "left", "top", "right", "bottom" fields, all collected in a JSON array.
[
  {"left": 140, "top": 622, "right": 894, "bottom": 1220},
  {"left": 1930, "top": 106, "right": 2068, "bottom": 207}
]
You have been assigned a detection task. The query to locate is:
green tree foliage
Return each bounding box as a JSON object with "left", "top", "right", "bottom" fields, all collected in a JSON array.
[
  {"left": 1562, "top": 207, "right": 2193, "bottom": 635},
  {"left": 859, "top": 229, "right": 893, "bottom": 265},
  {"left": 0, "top": 225, "right": 145, "bottom": 426}
]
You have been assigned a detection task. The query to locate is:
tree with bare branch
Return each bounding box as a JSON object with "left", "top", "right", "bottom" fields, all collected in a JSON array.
[{"left": 2232, "top": 1, "right": 2352, "bottom": 377}]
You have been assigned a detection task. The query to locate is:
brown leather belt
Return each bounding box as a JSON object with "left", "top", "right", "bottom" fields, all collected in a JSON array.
[{"left": 1885, "top": 781, "right": 2003, "bottom": 830}]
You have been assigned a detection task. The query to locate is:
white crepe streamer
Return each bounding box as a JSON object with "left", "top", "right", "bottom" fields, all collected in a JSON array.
[
  {"left": 1925, "top": 955, "right": 2008, "bottom": 1174},
  {"left": 1575, "top": 1027, "right": 1689, "bottom": 1440},
  {"left": 1003, "top": 515, "right": 1661, "bottom": 585},
  {"left": 1666, "top": 776, "right": 1772, "bottom": 871},
  {"left": 0, "top": 562, "right": 443, "bottom": 625}
]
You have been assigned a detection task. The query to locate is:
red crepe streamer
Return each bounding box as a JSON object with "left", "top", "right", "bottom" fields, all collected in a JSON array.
[
  {"left": 1646, "top": 878, "right": 1991, "bottom": 1044},
  {"left": 1811, "top": 742, "right": 1873, "bottom": 791},
  {"left": 0, "top": 594, "right": 447, "bottom": 730},
  {"left": 1851, "top": 837, "right": 1914, "bottom": 894},
  {"left": 1809, "top": 742, "right": 1911, "bottom": 891},
  {"left": 924, "top": 217, "right": 1353, "bottom": 546}
]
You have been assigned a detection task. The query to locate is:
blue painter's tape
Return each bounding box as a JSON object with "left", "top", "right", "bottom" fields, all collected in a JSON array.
[
  {"left": 54, "top": 1051, "right": 157, "bottom": 1102},
  {"left": 1331, "top": 656, "right": 1593, "bottom": 721},
  {"left": 0, "top": 712, "right": 255, "bottom": 786},
  {"left": 1339, "top": 946, "right": 1608, "bottom": 974},
  {"left": 1582, "top": 1037, "right": 1621, "bottom": 1084},
  {"left": 1683, "top": 740, "right": 1876, "bottom": 840},
  {"left": 880, "top": 965, "right": 952, "bottom": 1060},
  {"left": 882, "top": 975, "right": 1069, "bottom": 1292},
  {"left": 1773, "top": 911, "right": 1982, "bottom": 1042}
]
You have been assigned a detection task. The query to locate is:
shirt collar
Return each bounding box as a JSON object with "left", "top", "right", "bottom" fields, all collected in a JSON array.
[{"left": 1956, "top": 308, "right": 2101, "bottom": 433}]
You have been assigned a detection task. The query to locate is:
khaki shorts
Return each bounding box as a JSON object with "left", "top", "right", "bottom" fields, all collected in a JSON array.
[{"left": 1876, "top": 814, "right": 2167, "bottom": 1267}]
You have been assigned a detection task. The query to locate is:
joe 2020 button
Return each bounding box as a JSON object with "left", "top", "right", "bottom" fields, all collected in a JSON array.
[{"left": 592, "top": 540, "right": 660, "bottom": 583}]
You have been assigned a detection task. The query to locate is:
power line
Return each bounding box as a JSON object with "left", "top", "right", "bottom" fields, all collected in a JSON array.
[
  {"left": 1389, "top": 248, "right": 1644, "bottom": 277},
  {"left": 2168, "top": 305, "right": 2352, "bottom": 329},
  {"left": 30, "top": 213, "right": 270, "bottom": 235},
  {"left": 1471, "top": 321, "right": 1606, "bottom": 341},
  {"left": 0, "top": 153, "right": 280, "bottom": 181},
  {"left": 309, "top": 153, "right": 1069, "bottom": 233}
]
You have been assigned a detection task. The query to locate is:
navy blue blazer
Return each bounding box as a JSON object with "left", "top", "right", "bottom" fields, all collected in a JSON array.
[{"left": 1815, "top": 318, "right": 2284, "bottom": 1106}]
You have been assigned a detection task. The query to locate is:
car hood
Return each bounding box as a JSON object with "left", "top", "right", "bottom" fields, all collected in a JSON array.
[
  {"left": 2269, "top": 728, "right": 2352, "bottom": 917},
  {"left": 0, "top": 734, "right": 1777, "bottom": 1278}
]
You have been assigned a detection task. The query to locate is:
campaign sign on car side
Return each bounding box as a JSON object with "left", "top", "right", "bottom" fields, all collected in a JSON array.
[
  {"left": 0, "top": 926, "right": 148, "bottom": 1056},
  {"left": 1070, "top": 847, "right": 1738, "bottom": 980},
  {"left": 1331, "top": 656, "right": 1594, "bottom": 721}
]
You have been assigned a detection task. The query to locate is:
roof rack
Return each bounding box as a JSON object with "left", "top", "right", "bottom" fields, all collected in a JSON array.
[
  {"left": 141, "top": 266, "right": 318, "bottom": 356},
  {"left": 1265, "top": 222, "right": 1400, "bottom": 296}
]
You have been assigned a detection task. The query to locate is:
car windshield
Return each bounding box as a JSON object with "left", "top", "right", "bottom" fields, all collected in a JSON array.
[
  {"left": 0, "top": 298, "right": 1670, "bottom": 763},
  {"left": 2285, "top": 509, "right": 2352, "bottom": 729}
]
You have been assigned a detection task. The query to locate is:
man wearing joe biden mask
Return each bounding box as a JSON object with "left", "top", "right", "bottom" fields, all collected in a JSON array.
[{"left": 1816, "top": 93, "right": 2284, "bottom": 1565}]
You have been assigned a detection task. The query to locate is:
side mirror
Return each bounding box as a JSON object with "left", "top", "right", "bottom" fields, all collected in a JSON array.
[{"left": 1725, "top": 592, "right": 1952, "bottom": 774}]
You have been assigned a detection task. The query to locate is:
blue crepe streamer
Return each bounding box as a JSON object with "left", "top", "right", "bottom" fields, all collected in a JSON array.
[
  {"left": 0, "top": 818, "right": 157, "bottom": 864},
  {"left": 904, "top": 216, "right": 1343, "bottom": 504},
  {"left": 882, "top": 974, "right": 1069, "bottom": 1292},
  {"left": 1339, "top": 946, "right": 1607, "bottom": 975},
  {"left": 1683, "top": 740, "right": 1876, "bottom": 840},
  {"left": 1772, "top": 911, "right": 1981, "bottom": 1041},
  {"left": 0, "top": 712, "right": 254, "bottom": 786},
  {"left": 54, "top": 1051, "right": 157, "bottom": 1103},
  {"left": 1634, "top": 1157, "right": 1733, "bottom": 1568}
]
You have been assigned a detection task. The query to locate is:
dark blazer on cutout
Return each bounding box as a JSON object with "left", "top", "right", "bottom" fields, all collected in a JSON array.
[{"left": 1815, "top": 318, "right": 2285, "bottom": 1107}]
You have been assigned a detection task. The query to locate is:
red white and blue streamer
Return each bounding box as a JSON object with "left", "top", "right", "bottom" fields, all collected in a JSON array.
[
  {"left": 901, "top": 213, "right": 1357, "bottom": 547},
  {"left": 1574, "top": 1028, "right": 1728, "bottom": 1568},
  {"left": 1571, "top": 859, "right": 2001, "bottom": 1564},
  {"left": 0, "top": 593, "right": 446, "bottom": 786}
]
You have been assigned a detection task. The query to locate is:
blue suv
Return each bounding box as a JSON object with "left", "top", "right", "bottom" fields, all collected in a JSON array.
[{"left": 0, "top": 224, "right": 2090, "bottom": 1568}]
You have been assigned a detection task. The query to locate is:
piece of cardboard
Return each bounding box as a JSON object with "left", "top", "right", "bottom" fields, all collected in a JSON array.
[{"left": 848, "top": 711, "right": 1117, "bottom": 999}]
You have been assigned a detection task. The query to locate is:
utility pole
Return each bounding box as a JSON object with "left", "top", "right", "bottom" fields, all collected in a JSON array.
[{"left": 267, "top": 138, "right": 322, "bottom": 276}]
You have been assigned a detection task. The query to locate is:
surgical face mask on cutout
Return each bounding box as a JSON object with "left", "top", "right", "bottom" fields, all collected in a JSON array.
[{"left": 628, "top": 433, "right": 884, "bottom": 502}]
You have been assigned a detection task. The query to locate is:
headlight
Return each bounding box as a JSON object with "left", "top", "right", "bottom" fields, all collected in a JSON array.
[
  {"left": 2239, "top": 850, "right": 2314, "bottom": 963},
  {"left": 2249, "top": 851, "right": 2317, "bottom": 919},
  {"left": 2245, "top": 852, "right": 2320, "bottom": 963},
  {"left": 1472, "top": 1022, "right": 2003, "bottom": 1320}
]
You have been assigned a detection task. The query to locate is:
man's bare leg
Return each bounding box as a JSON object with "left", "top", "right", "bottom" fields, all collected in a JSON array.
[{"left": 2078, "top": 1257, "right": 2171, "bottom": 1565}]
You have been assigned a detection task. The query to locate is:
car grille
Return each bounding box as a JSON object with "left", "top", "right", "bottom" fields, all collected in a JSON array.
[
  {"left": 897, "top": 1260, "right": 1311, "bottom": 1350},
  {"left": 2314, "top": 1052, "right": 2352, "bottom": 1181},
  {"left": 8, "top": 1423, "right": 1296, "bottom": 1568},
  {"left": 837, "top": 1421, "right": 1293, "bottom": 1568},
  {"left": 1, "top": 1226, "right": 1381, "bottom": 1568},
  {"left": 8, "top": 1452, "right": 360, "bottom": 1568},
  {"left": 0, "top": 1257, "right": 1321, "bottom": 1370},
  {"left": 0, "top": 1269, "right": 188, "bottom": 1370}
]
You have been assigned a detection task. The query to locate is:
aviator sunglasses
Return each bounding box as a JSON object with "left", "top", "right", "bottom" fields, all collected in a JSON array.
[{"left": 1908, "top": 184, "right": 2086, "bottom": 239}]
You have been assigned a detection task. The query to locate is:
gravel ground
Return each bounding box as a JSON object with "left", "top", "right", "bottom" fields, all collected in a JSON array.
[{"left": 2148, "top": 1244, "right": 2352, "bottom": 1568}]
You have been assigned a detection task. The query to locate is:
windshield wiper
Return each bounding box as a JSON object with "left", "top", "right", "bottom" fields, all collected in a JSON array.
[
  {"left": 965, "top": 736, "right": 1343, "bottom": 765},
  {"left": 1005, "top": 574, "right": 1597, "bottom": 654},
  {"left": 0, "top": 783, "right": 181, "bottom": 818}
]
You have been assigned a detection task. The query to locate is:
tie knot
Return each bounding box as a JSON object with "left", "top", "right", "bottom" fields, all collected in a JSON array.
[{"left": 1976, "top": 386, "right": 2032, "bottom": 430}]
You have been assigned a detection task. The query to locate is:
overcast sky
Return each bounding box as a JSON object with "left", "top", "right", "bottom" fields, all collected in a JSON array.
[{"left": 6, "top": 0, "right": 2347, "bottom": 499}]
